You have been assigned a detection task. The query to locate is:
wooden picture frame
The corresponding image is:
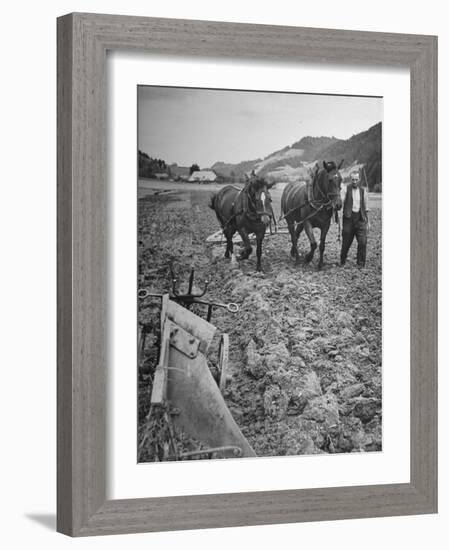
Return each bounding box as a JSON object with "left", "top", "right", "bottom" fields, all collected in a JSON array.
[{"left": 57, "top": 12, "right": 437, "bottom": 536}]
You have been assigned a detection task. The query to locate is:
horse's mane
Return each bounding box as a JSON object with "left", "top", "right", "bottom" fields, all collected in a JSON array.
[
  {"left": 314, "top": 167, "right": 329, "bottom": 192},
  {"left": 324, "top": 160, "right": 337, "bottom": 171},
  {"left": 245, "top": 177, "right": 266, "bottom": 192}
]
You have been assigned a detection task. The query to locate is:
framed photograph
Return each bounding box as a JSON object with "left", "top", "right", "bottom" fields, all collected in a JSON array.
[{"left": 57, "top": 13, "right": 437, "bottom": 536}]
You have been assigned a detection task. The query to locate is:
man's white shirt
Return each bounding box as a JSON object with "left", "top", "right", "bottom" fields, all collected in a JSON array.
[{"left": 341, "top": 185, "right": 369, "bottom": 212}]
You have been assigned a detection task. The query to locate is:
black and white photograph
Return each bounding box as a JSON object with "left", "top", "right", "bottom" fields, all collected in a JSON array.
[
  {"left": 137, "top": 85, "right": 382, "bottom": 462},
  {"left": 1, "top": 0, "right": 442, "bottom": 544}
]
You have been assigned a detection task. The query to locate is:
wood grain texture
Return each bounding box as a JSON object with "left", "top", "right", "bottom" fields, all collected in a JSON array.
[
  {"left": 409, "top": 36, "right": 438, "bottom": 508},
  {"left": 57, "top": 12, "right": 438, "bottom": 537},
  {"left": 57, "top": 13, "right": 74, "bottom": 536}
]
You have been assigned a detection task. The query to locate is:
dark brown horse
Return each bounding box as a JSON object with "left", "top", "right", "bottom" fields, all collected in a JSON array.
[
  {"left": 280, "top": 160, "right": 343, "bottom": 269},
  {"left": 209, "top": 177, "right": 275, "bottom": 271}
]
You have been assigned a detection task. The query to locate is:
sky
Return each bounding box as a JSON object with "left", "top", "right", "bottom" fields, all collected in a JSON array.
[{"left": 138, "top": 86, "right": 382, "bottom": 168}]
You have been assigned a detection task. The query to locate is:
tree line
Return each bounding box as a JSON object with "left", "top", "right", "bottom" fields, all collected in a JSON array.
[{"left": 138, "top": 150, "right": 204, "bottom": 179}]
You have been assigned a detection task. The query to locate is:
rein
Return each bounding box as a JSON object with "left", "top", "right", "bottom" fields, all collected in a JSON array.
[
  {"left": 279, "top": 203, "right": 325, "bottom": 226},
  {"left": 220, "top": 184, "right": 273, "bottom": 233},
  {"left": 245, "top": 186, "right": 273, "bottom": 221},
  {"left": 278, "top": 172, "right": 338, "bottom": 223}
]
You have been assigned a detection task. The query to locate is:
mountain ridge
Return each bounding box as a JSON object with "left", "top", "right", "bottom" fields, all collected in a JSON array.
[{"left": 210, "top": 122, "right": 382, "bottom": 189}]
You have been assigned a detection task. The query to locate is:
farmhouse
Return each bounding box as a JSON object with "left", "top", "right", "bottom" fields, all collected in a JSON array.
[{"left": 188, "top": 170, "right": 217, "bottom": 183}]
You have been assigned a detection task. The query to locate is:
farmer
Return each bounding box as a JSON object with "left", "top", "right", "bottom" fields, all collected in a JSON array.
[{"left": 340, "top": 171, "right": 369, "bottom": 267}]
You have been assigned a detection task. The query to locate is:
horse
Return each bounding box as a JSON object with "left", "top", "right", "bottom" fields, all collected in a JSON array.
[
  {"left": 209, "top": 177, "right": 275, "bottom": 271},
  {"left": 280, "top": 160, "right": 343, "bottom": 269}
]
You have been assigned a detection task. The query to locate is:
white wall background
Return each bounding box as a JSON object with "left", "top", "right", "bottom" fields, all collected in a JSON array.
[{"left": 0, "top": 1, "right": 445, "bottom": 548}]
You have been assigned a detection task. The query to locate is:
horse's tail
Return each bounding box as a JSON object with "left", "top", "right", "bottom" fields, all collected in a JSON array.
[{"left": 208, "top": 192, "right": 217, "bottom": 211}]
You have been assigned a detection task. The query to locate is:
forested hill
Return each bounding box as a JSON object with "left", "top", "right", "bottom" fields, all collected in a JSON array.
[
  {"left": 139, "top": 122, "right": 382, "bottom": 190},
  {"left": 138, "top": 150, "right": 168, "bottom": 178},
  {"left": 210, "top": 122, "right": 382, "bottom": 189},
  {"left": 318, "top": 122, "right": 382, "bottom": 189}
]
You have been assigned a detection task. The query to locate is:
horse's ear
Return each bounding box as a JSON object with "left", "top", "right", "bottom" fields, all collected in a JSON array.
[
  {"left": 323, "top": 160, "right": 328, "bottom": 170},
  {"left": 338, "top": 158, "right": 344, "bottom": 169}
]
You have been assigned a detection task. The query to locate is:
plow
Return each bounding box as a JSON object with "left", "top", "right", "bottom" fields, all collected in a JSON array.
[{"left": 138, "top": 267, "right": 256, "bottom": 460}]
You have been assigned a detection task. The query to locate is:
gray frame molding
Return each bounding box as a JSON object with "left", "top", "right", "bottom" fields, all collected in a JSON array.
[{"left": 57, "top": 12, "right": 437, "bottom": 536}]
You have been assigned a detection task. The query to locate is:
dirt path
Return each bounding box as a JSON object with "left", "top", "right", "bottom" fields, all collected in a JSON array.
[{"left": 138, "top": 186, "right": 382, "bottom": 458}]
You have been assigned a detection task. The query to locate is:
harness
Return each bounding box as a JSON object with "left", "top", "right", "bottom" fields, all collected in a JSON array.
[
  {"left": 245, "top": 187, "right": 274, "bottom": 220},
  {"left": 221, "top": 183, "right": 275, "bottom": 233},
  {"left": 279, "top": 170, "right": 339, "bottom": 224}
]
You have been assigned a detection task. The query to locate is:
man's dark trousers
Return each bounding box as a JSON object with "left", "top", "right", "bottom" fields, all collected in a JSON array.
[{"left": 340, "top": 211, "right": 367, "bottom": 267}]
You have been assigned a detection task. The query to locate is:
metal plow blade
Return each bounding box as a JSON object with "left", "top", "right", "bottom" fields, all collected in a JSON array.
[
  {"left": 167, "top": 346, "right": 255, "bottom": 458},
  {"left": 150, "top": 297, "right": 255, "bottom": 459}
]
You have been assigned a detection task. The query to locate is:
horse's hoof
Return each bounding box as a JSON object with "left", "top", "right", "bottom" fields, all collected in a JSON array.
[{"left": 239, "top": 250, "right": 252, "bottom": 261}]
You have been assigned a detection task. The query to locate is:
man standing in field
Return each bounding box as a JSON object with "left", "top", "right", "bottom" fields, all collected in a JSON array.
[{"left": 340, "top": 171, "right": 369, "bottom": 267}]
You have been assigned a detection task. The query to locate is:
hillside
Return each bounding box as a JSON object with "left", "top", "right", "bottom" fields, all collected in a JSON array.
[
  {"left": 211, "top": 123, "right": 382, "bottom": 189},
  {"left": 210, "top": 136, "right": 339, "bottom": 181},
  {"left": 139, "top": 122, "right": 382, "bottom": 189},
  {"left": 289, "top": 135, "right": 339, "bottom": 159},
  {"left": 211, "top": 158, "right": 262, "bottom": 180},
  {"left": 138, "top": 150, "right": 168, "bottom": 178},
  {"left": 319, "top": 122, "right": 382, "bottom": 189}
]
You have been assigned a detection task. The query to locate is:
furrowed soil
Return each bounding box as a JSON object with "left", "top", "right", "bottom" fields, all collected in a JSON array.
[{"left": 138, "top": 182, "right": 382, "bottom": 459}]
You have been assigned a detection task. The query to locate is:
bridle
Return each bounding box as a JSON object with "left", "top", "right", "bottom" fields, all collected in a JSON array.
[
  {"left": 244, "top": 182, "right": 274, "bottom": 221},
  {"left": 220, "top": 180, "right": 274, "bottom": 233},
  {"left": 278, "top": 166, "right": 342, "bottom": 224},
  {"left": 310, "top": 169, "right": 341, "bottom": 211}
]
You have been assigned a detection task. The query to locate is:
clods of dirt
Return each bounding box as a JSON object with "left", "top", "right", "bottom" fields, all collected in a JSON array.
[{"left": 138, "top": 189, "right": 382, "bottom": 459}]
